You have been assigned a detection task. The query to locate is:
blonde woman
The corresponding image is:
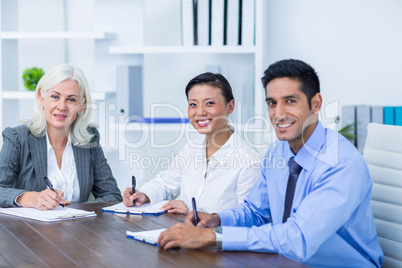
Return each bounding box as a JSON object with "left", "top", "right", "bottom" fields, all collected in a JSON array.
[{"left": 0, "top": 64, "right": 121, "bottom": 209}]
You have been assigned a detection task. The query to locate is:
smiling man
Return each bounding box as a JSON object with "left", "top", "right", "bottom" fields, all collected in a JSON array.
[{"left": 157, "top": 59, "right": 383, "bottom": 267}]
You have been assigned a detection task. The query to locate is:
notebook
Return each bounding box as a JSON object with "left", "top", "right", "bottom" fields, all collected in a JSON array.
[
  {"left": 126, "top": 229, "right": 167, "bottom": 246},
  {"left": 0, "top": 206, "right": 96, "bottom": 222},
  {"left": 102, "top": 200, "right": 168, "bottom": 215}
]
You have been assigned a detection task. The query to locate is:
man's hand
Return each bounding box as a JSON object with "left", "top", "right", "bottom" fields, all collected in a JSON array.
[
  {"left": 185, "top": 211, "right": 221, "bottom": 227},
  {"left": 160, "top": 200, "right": 189, "bottom": 214},
  {"left": 16, "top": 189, "right": 70, "bottom": 210},
  {"left": 122, "top": 187, "right": 150, "bottom": 207},
  {"left": 158, "top": 223, "right": 216, "bottom": 250}
]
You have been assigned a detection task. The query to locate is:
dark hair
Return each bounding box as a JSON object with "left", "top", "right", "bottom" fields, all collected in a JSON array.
[
  {"left": 261, "top": 59, "right": 320, "bottom": 109},
  {"left": 185, "top": 72, "right": 234, "bottom": 103}
]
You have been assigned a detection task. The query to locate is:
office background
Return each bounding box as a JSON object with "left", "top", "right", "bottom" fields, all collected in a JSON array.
[{"left": 0, "top": 0, "right": 401, "bottom": 192}]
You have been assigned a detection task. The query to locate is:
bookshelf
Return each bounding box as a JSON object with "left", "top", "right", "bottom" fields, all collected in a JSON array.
[
  {"left": 0, "top": 0, "right": 271, "bottom": 174},
  {"left": 108, "top": 0, "right": 268, "bottom": 133},
  {"left": 109, "top": 46, "right": 256, "bottom": 54},
  {"left": 0, "top": 31, "right": 114, "bottom": 39},
  {"left": 0, "top": 0, "right": 118, "bottom": 131}
]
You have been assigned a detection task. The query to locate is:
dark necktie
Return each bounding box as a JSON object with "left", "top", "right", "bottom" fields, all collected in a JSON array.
[{"left": 282, "top": 157, "right": 302, "bottom": 223}]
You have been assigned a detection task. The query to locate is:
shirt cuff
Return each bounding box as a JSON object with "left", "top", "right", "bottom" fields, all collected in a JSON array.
[
  {"left": 217, "top": 209, "right": 237, "bottom": 226},
  {"left": 222, "top": 226, "right": 249, "bottom": 251},
  {"left": 14, "top": 192, "right": 25, "bottom": 207},
  {"left": 139, "top": 185, "right": 158, "bottom": 204}
]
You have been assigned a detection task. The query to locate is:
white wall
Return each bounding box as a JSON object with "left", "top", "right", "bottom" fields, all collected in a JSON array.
[{"left": 265, "top": 0, "right": 402, "bottom": 115}]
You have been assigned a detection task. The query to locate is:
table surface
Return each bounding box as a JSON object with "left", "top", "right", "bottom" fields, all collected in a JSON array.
[{"left": 0, "top": 203, "right": 309, "bottom": 268}]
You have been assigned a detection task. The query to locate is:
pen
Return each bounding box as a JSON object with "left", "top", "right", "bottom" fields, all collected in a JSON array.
[
  {"left": 132, "top": 175, "right": 136, "bottom": 206},
  {"left": 42, "top": 176, "right": 64, "bottom": 208},
  {"left": 192, "top": 197, "right": 198, "bottom": 226}
]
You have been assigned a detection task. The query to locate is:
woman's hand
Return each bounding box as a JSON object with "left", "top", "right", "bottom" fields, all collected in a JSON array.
[
  {"left": 122, "top": 187, "right": 150, "bottom": 207},
  {"left": 16, "top": 189, "right": 70, "bottom": 210},
  {"left": 160, "top": 200, "right": 189, "bottom": 214}
]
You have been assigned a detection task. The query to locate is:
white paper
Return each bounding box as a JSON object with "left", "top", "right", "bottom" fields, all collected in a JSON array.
[
  {"left": 126, "top": 228, "right": 167, "bottom": 245},
  {"left": 102, "top": 200, "right": 169, "bottom": 214},
  {"left": 0, "top": 206, "right": 96, "bottom": 222}
]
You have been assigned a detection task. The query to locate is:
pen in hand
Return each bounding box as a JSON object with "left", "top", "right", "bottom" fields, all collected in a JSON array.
[
  {"left": 192, "top": 197, "right": 198, "bottom": 226},
  {"left": 132, "top": 175, "right": 136, "bottom": 206},
  {"left": 42, "top": 176, "right": 64, "bottom": 208}
]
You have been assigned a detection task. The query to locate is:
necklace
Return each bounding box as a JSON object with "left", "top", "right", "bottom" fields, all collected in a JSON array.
[{"left": 53, "top": 145, "right": 66, "bottom": 152}]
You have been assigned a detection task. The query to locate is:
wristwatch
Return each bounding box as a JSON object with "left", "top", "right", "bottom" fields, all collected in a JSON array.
[{"left": 213, "top": 226, "right": 223, "bottom": 250}]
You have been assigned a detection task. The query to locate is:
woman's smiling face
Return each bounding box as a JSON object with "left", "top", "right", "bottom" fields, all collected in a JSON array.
[
  {"left": 187, "top": 84, "right": 234, "bottom": 137},
  {"left": 40, "top": 79, "right": 83, "bottom": 133}
]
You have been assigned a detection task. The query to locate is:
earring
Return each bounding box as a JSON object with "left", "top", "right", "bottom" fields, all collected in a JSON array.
[{"left": 77, "top": 112, "right": 80, "bottom": 116}]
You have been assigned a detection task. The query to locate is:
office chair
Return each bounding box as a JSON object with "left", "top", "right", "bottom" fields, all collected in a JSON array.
[{"left": 363, "top": 123, "right": 402, "bottom": 268}]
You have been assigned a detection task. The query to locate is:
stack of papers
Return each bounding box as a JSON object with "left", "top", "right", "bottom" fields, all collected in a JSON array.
[
  {"left": 102, "top": 200, "right": 169, "bottom": 215},
  {"left": 0, "top": 207, "right": 96, "bottom": 222},
  {"left": 126, "top": 229, "right": 166, "bottom": 246}
]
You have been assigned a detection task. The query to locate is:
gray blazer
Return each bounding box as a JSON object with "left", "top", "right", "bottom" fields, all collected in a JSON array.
[{"left": 0, "top": 125, "right": 122, "bottom": 207}]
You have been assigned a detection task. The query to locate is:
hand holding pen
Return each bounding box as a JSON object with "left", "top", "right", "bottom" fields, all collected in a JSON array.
[
  {"left": 122, "top": 176, "right": 150, "bottom": 207},
  {"left": 42, "top": 176, "right": 65, "bottom": 208},
  {"left": 192, "top": 197, "right": 199, "bottom": 226},
  {"left": 132, "top": 175, "right": 136, "bottom": 206}
]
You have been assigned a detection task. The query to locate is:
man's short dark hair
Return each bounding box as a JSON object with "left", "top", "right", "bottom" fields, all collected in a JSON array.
[{"left": 261, "top": 59, "right": 320, "bottom": 109}]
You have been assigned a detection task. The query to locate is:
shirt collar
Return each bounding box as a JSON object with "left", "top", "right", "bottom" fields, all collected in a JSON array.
[
  {"left": 287, "top": 122, "right": 326, "bottom": 172},
  {"left": 208, "top": 129, "right": 238, "bottom": 161}
]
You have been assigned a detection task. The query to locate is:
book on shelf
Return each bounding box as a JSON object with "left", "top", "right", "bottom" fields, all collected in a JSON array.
[
  {"left": 211, "top": 0, "right": 224, "bottom": 46},
  {"left": 341, "top": 105, "right": 402, "bottom": 151},
  {"left": 383, "top": 107, "right": 395, "bottom": 125},
  {"left": 341, "top": 105, "right": 357, "bottom": 146},
  {"left": 116, "top": 65, "right": 143, "bottom": 118},
  {"left": 395, "top": 107, "right": 402, "bottom": 126},
  {"left": 371, "top": 106, "right": 383, "bottom": 124},
  {"left": 226, "top": 0, "right": 240, "bottom": 45},
  {"left": 197, "top": 0, "right": 211, "bottom": 46},
  {"left": 181, "top": 0, "right": 194, "bottom": 46},
  {"left": 356, "top": 105, "right": 371, "bottom": 153},
  {"left": 241, "top": 0, "right": 255, "bottom": 46}
]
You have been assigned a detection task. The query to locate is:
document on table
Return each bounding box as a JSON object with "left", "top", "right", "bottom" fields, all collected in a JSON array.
[
  {"left": 0, "top": 206, "right": 96, "bottom": 222},
  {"left": 126, "top": 229, "right": 167, "bottom": 246},
  {"left": 102, "top": 200, "right": 168, "bottom": 215}
]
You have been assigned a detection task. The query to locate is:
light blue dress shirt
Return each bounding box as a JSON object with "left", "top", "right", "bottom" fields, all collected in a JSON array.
[{"left": 218, "top": 122, "right": 383, "bottom": 268}]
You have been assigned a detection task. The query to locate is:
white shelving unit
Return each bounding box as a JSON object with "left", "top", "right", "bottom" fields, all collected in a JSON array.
[
  {"left": 0, "top": 0, "right": 118, "bottom": 131},
  {"left": 108, "top": 0, "right": 269, "bottom": 145},
  {"left": 0, "top": 0, "right": 270, "bottom": 188},
  {"left": 109, "top": 45, "right": 256, "bottom": 54},
  {"left": 0, "top": 31, "right": 114, "bottom": 39}
]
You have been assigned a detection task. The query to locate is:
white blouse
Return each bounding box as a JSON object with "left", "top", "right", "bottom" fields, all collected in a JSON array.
[
  {"left": 46, "top": 134, "right": 80, "bottom": 202},
  {"left": 140, "top": 130, "right": 262, "bottom": 213}
]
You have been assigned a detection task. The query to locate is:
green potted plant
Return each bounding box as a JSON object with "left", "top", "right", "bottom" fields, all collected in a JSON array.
[{"left": 22, "top": 67, "right": 45, "bottom": 91}]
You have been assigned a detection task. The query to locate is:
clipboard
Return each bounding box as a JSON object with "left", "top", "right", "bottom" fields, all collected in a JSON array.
[
  {"left": 102, "top": 201, "right": 168, "bottom": 216},
  {"left": 126, "top": 229, "right": 166, "bottom": 246},
  {"left": 0, "top": 206, "right": 96, "bottom": 222}
]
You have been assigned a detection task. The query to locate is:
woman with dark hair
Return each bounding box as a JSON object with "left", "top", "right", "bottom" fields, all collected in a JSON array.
[{"left": 122, "top": 72, "right": 260, "bottom": 214}]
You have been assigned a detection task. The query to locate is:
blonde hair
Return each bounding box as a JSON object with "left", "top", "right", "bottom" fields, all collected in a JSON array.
[{"left": 26, "top": 63, "right": 95, "bottom": 146}]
